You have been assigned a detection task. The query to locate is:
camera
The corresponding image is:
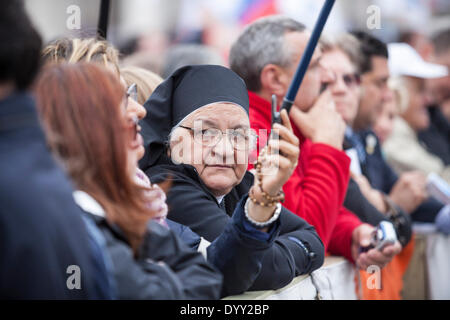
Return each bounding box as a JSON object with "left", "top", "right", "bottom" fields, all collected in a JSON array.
[{"left": 360, "top": 221, "right": 398, "bottom": 252}]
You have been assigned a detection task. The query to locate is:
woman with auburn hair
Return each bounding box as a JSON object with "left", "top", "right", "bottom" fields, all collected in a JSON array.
[
  {"left": 34, "top": 62, "right": 222, "bottom": 299},
  {"left": 40, "top": 39, "right": 309, "bottom": 297}
]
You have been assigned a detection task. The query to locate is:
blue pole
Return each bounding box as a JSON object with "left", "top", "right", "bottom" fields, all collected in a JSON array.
[{"left": 275, "top": 0, "right": 336, "bottom": 122}]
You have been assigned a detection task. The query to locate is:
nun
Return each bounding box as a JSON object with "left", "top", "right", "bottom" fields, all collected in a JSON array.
[{"left": 140, "top": 65, "right": 324, "bottom": 292}]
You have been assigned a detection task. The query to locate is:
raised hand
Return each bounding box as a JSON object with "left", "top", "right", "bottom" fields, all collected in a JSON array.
[{"left": 289, "top": 89, "right": 345, "bottom": 150}]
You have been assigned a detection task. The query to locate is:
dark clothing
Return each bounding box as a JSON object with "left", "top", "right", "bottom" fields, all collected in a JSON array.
[
  {"left": 344, "top": 178, "right": 388, "bottom": 226},
  {"left": 418, "top": 105, "right": 450, "bottom": 165},
  {"left": 0, "top": 93, "right": 110, "bottom": 299},
  {"left": 343, "top": 134, "right": 412, "bottom": 247},
  {"left": 356, "top": 129, "right": 444, "bottom": 223},
  {"left": 249, "top": 91, "right": 360, "bottom": 262},
  {"left": 139, "top": 65, "right": 324, "bottom": 292},
  {"left": 343, "top": 178, "right": 412, "bottom": 247},
  {"left": 166, "top": 219, "right": 202, "bottom": 250},
  {"left": 83, "top": 211, "right": 223, "bottom": 300},
  {"left": 146, "top": 160, "right": 325, "bottom": 291},
  {"left": 167, "top": 207, "right": 283, "bottom": 297}
]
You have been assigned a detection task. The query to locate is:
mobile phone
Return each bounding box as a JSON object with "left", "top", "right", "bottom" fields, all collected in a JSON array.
[{"left": 271, "top": 94, "right": 281, "bottom": 127}]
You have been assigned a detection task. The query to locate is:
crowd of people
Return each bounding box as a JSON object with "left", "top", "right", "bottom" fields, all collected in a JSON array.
[{"left": 1, "top": 0, "right": 449, "bottom": 299}]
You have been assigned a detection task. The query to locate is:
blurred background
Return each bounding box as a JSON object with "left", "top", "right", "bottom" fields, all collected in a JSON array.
[{"left": 25, "top": 0, "right": 450, "bottom": 75}]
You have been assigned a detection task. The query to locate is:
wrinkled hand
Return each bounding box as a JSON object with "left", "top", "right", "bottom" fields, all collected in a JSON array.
[
  {"left": 351, "top": 224, "right": 402, "bottom": 270},
  {"left": 389, "top": 171, "right": 427, "bottom": 213},
  {"left": 289, "top": 90, "right": 345, "bottom": 150}
]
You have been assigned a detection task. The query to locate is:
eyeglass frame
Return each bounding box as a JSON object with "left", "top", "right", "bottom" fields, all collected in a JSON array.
[
  {"left": 124, "top": 83, "right": 138, "bottom": 109},
  {"left": 331, "top": 72, "right": 361, "bottom": 88},
  {"left": 178, "top": 125, "right": 258, "bottom": 151}
]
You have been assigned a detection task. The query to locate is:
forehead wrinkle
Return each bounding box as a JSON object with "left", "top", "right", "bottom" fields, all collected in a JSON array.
[{"left": 182, "top": 104, "right": 248, "bottom": 128}]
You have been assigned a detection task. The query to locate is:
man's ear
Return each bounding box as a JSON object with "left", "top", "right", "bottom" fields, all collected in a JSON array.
[{"left": 260, "top": 64, "right": 290, "bottom": 97}]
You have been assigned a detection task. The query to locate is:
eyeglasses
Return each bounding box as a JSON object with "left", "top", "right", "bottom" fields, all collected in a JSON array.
[
  {"left": 335, "top": 73, "right": 361, "bottom": 88},
  {"left": 124, "top": 83, "right": 138, "bottom": 109},
  {"left": 179, "top": 126, "right": 257, "bottom": 151}
]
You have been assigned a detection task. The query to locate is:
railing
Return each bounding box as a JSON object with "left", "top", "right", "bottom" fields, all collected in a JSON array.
[
  {"left": 224, "top": 256, "right": 357, "bottom": 300},
  {"left": 403, "top": 225, "right": 450, "bottom": 299},
  {"left": 224, "top": 227, "right": 450, "bottom": 300}
]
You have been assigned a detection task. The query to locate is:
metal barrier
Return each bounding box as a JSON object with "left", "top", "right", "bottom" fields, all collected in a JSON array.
[
  {"left": 403, "top": 225, "right": 450, "bottom": 299},
  {"left": 224, "top": 228, "right": 450, "bottom": 300},
  {"left": 224, "top": 256, "right": 357, "bottom": 300}
]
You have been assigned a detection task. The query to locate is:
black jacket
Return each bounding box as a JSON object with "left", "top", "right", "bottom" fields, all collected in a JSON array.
[
  {"left": 167, "top": 197, "right": 283, "bottom": 297},
  {"left": 0, "top": 93, "right": 110, "bottom": 299},
  {"left": 145, "top": 161, "right": 325, "bottom": 292},
  {"left": 83, "top": 210, "right": 223, "bottom": 300},
  {"left": 343, "top": 135, "right": 412, "bottom": 246}
]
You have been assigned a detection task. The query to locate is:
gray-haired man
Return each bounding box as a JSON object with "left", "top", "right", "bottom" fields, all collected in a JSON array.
[{"left": 230, "top": 15, "right": 401, "bottom": 269}]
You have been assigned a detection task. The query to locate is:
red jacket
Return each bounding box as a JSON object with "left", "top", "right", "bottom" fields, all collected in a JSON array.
[{"left": 248, "top": 91, "right": 361, "bottom": 261}]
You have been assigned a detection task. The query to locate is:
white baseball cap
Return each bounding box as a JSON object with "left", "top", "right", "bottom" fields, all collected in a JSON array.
[{"left": 388, "top": 42, "right": 448, "bottom": 79}]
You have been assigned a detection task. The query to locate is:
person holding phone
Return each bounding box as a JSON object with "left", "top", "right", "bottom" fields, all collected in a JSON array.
[
  {"left": 141, "top": 64, "right": 325, "bottom": 292},
  {"left": 230, "top": 15, "right": 401, "bottom": 269}
]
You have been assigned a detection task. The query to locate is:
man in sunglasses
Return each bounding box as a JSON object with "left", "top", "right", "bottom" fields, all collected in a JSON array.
[
  {"left": 230, "top": 16, "right": 402, "bottom": 269},
  {"left": 351, "top": 31, "right": 445, "bottom": 228},
  {"left": 320, "top": 34, "right": 413, "bottom": 251}
]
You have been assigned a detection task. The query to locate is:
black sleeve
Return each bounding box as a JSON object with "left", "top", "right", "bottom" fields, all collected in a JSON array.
[
  {"left": 206, "top": 195, "right": 281, "bottom": 296},
  {"left": 344, "top": 178, "right": 412, "bottom": 247},
  {"left": 344, "top": 178, "right": 387, "bottom": 226},
  {"left": 411, "top": 196, "right": 444, "bottom": 223},
  {"left": 381, "top": 154, "right": 400, "bottom": 193},
  {"left": 166, "top": 198, "right": 282, "bottom": 297},
  {"left": 248, "top": 207, "right": 325, "bottom": 290},
  {"left": 101, "top": 221, "right": 222, "bottom": 300},
  {"left": 166, "top": 219, "right": 201, "bottom": 250},
  {"left": 162, "top": 176, "right": 325, "bottom": 291}
]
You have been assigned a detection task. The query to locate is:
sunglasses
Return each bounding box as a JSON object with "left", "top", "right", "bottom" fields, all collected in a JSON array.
[{"left": 341, "top": 73, "right": 361, "bottom": 87}]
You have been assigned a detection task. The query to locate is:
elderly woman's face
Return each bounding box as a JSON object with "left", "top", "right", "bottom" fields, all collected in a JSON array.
[
  {"left": 373, "top": 91, "right": 397, "bottom": 145},
  {"left": 170, "top": 103, "right": 251, "bottom": 196}
]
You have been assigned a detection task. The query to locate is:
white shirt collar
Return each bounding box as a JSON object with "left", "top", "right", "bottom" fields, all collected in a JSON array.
[
  {"left": 73, "top": 190, "right": 106, "bottom": 218},
  {"left": 216, "top": 195, "right": 225, "bottom": 204}
]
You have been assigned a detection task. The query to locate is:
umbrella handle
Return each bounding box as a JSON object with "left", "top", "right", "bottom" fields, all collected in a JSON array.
[
  {"left": 97, "top": 0, "right": 111, "bottom": 39},
  {"left": 273, "top": 0, "right": 336, "bottom": 125}
]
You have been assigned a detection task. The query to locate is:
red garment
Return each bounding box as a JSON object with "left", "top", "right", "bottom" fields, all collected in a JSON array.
[{"left": 248, "top": 91, "right": 362, "bottom": 261}]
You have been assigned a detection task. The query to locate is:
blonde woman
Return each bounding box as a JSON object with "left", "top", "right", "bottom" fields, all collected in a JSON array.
[{"left": 120, "top": 66, "right": 163, "bottom": 105}]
